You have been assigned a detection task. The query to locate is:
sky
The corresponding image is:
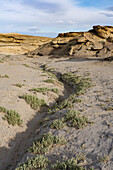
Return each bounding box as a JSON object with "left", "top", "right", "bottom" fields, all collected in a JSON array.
[{"left": 0, "top": 0, "right": 113, "bottom": 37}]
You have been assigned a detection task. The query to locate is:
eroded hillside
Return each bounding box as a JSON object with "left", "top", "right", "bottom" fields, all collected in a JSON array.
[
  {"left": 27, "top": 25, "right": 113, "bottom": 59},
  {"left": 0, "top": 33, "right": 52, "bottom": 55}
]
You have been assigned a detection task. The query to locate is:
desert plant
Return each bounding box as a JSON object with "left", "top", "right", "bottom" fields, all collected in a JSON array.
[
  {"left": 51, "top": 119, "right": 65, "bottom": 129},
  {"left": 16, "top": 155, "right": 49, "bottom": 170},
  {"left": 99, "top": 154, "right": 109, "bottom": 163},
  {"left": 62, "top": 72, "right": 92, "bottom": 95},
  {"left": 44, "top": 79, "right": 55, "bottom": 84},
  {"left": 14, "top": 84, "right": 24, "bottom": 88},
  {"left": 28, "top": 133, "right": 66, "bottom": 154},
  {"left": 0, "top": 106, "right": 7, "bottom": 113},
  {"left": 51, "top": 158, "right": 85, "bottom": 170},
  {"left": 21, "top": 94, "right": 47, "bottom": 110},
  {"left": 30, "top": 87, "right": 59, "bottom": 95},
  {"left": 4, "top": 110, "right": 23, "bottom": 126},
  {"left": 64, "top": 109, "right": 80, "bottom": 121}
]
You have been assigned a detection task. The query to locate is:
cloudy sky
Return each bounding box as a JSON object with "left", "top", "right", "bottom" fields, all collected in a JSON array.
[{"left": 0, "top": 0, "right": 113, "bottom": 37}]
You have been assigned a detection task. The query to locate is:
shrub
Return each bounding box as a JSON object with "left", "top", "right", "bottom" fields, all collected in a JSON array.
[
  {"left": 51, "top": 119, "right": 65, "bottom": 129},
  {"left": 51, "top": 158, "right": 85, "bottom": 170},
  {"left": 30, "top": 87, "right": 59, "bottom": 95},
  {"left": 44, "top": 79, "right": 55, "bottom": 84},
  {"left": 64, "top": 109, "right": 80, "bottom": 121},
  {"left": 21, "top": 94, "right": 47, "bottom": 110},
  {"left": 14, "top": 84, "right": 24, "bottom": 88},
  {"left": 4, "top": 110, "right": 23, "bottom": 126},
  {"left": 0, "top": 106, "right": 7, "bottom": 113},
  {"left": 62, "top": 73, "right": 92, "bottom": 95},
  {"left": 28, "top": 133, "right": 66, "bottom": 154},
  {"left": 16, "top": 155, "right": 49, "bottom": 170}
]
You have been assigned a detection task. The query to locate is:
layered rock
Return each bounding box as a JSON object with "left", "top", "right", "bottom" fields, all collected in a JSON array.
[
  {"left": 27, "top": 25, "right": 113, "bottom": 58},
  {"left": 0, "top": 33, "right": 52, "bottom": 55}
]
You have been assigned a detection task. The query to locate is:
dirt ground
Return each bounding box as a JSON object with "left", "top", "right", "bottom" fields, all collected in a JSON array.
[{"left": 0, "top": 54, "right": 113, "bottom": 169}]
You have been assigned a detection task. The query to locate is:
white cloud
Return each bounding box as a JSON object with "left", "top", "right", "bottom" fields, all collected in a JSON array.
[{"left": 0, "top": 0, "right": 113, "bottom": 37}]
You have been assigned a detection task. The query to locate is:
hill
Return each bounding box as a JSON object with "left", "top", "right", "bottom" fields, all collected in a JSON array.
[{"left": 0, "top": 33, "right": 52, "bottom": 55}]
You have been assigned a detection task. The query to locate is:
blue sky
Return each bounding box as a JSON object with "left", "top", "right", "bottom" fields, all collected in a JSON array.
[{"left": 0, "top": 0, "right": 113, "bottom": 37}]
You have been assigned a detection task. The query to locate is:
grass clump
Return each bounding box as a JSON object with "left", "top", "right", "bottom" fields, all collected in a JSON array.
[
  {"left": 64, "top": 109, "right": 80, "bottom": 121},
  {"left": 0, "top": 106, "right": 7, "bottom": 113},
  {"left": 99, "top": 154, "right": 109, "bottom": 163},
  {"left": 51, "top": 158, "right": 86, "bottom": 170},
  {"left": 0, "top": 74, "right": 9, "bottom": 78},
  {"left": 14, "top": 84, "right": 24, "bottom": 88},
  {"left": 0, "top": 106, "right": 23, "bottom": 126},
  {"left": 30, "top": 87, "right": 59, "bottom": 95},
  {"left": 4, "top": 110, "right": 23, "bottom": 126},
  {"left": 16, "top": 155, "right": 49, "bottom": 170},
  {"left": 28, "top": 133, "right": 66, "bottom": 154},
  {"left": 51, "top": 119, "right": 65, "bottom": 129},
  {"left": 21, "top": 94, "right": 47, "bottom": 110},
  {"left": 62, "top": 72, "right": 92, "bottom": 95},
  {"left": 105, "top": 106, "right": 113, "bottom": 111},
  {"left": 64, "top": 110, "right": 91, "bottom": 129},
  {"left": 44, "top": 78, "right": 55, "bottom": 84}
]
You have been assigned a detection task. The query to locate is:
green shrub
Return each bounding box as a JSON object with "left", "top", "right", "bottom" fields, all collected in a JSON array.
[
  {"left": 16, "top": 155, "right": 49, "bottom": 170},
  {"left": 51, "top": 158, "right": 85, "bottom": 170},
  {"left": 44, "top": 79, "right": 55, "bottom": 84},
  {"left": 62, "top": 73, "right": 92, "bottom": 95},
  {"left": 4, "top": 110, "right": 23, "bottom": 126},
  {"left": 71, "top": 116, "right": 90, "bottom": 129},
  {"left": 30, "top": 87, "right": 59, "bottom": 95},
  {"left": 0, "top": 106, "right": 7, "bottom": 113},
  {"left": 51, "top": 119, "right": 65, "bottom": 129},
  {"left": 64, "top": 109, "right": 80, "bottom": 121},
  {"left": 28, "top": 133, "right": 66, "bottom": 154},
  {"left": 21, "top": 94, "right": 47, "bottom": 110},
  {"left": 14, "top": 84, "right": 24, "bottom": 88}
]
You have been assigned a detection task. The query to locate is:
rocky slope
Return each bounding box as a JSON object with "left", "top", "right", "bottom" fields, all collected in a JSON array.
[
  {"left": 0, "top": 33, "right": 52, "bottom": 55},
  {"left": 27, "top": 25, "right": 113, "bottom": 58}
]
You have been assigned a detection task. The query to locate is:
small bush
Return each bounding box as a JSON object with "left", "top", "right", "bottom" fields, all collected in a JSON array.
[
  {"left": 44, "top": 79, "right": 55, "bottom": 84},
  {"left": 21, "top": 94, "right": 47, "bottom": 110},
  {"left": 4, "top": 110, "right": 23, "bottom": 126},
  {"left": 30, "top": 87, "right": 59, "bottom": 95},
  {"left": 14, "top": 84, "right": 24, "bottom": 88},
  {"left": 62, "top": 72, "right": 92, "bottom": 95},
  {"left": 64, "top": 109, "right": 80, "bottom": 121},
  {"left": 51, "top": 119, "right": 65, "bottom": 129},
  {"left": 71, "top": 116, "right": 90, "bottom": 129},
  {"left": 28, "top": 133, "right": 66, "bottom": 154},
  {"left": 16, "top": 155, "right": 49, "bottom": 170},
  {"left": 51, "top": 158, "right": 85, "bottom": 170},
  {"left": 0, "top": 106, "right": 7, "bottom": 113}
]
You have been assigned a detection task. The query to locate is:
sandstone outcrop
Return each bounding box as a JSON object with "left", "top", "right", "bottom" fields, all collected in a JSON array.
[
  {"left": 0, "top": 33, "right": 52, "bottom": 55},
  {"left": 27, "top": 25, "right": 113, "bottom": 58}
]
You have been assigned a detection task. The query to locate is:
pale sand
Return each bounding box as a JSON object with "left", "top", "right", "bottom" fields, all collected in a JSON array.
[{"left": 0, "top": 55, "right": 113, "bottom": 169}]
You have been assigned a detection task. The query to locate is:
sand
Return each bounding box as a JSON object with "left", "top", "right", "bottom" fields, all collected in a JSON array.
[{"left": 0, "top": 54, "right": 113, "bottom": 169}]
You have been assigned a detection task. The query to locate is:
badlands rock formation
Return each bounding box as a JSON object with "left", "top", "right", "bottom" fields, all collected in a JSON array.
[
  {"left": 27, "top": 25, "right": 113, "bottom": 58},
  {"left": 0, "top": 33, "right": 52, "bottom": 55}
]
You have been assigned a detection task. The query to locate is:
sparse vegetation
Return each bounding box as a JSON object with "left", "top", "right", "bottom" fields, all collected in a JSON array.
[
  {"left": 14, "top": 84, "right": 24, "bottom": 88},
  {"left": 51, "top": 119, "right": 65, "bottom": 129},
  {"left": 105, "top": 106, "right": 113, "bottom": 111},
  {"left": 16, "top": 155, "right": 49, "bottom": 170},
  {"left": 44, "top": 78, "right": 55, "bottom": 84},
  {"left": 30, "top": 87, "right": 59, "bottom": 95},
  {"left": 62, "top": 72, "right": 92, "bottom": 95},
  {"left": 28, "top": 133, "right": 66, "bottom": 154},
  {"left": 4, "top": 110, "right": 23, "bottom": 126},
  {"left": 0, "top": 106, "right": 23, "bottom": 126},
  {"left": 0, "top": 74, "right": 9, "bottom": 78},
  {"left": 21, "top": 94, "right": 47, "bottom": 110},
  {"left": 51, "top": 158, "right": 86, "bottom": 170},
  {"left": 99, "top": 154, "right": 109, "bottom": 163}
]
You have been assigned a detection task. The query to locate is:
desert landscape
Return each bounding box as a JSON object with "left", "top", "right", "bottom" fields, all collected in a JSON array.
[{"left": 0, "top": 25, "right": 113, "bottom": 170}]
